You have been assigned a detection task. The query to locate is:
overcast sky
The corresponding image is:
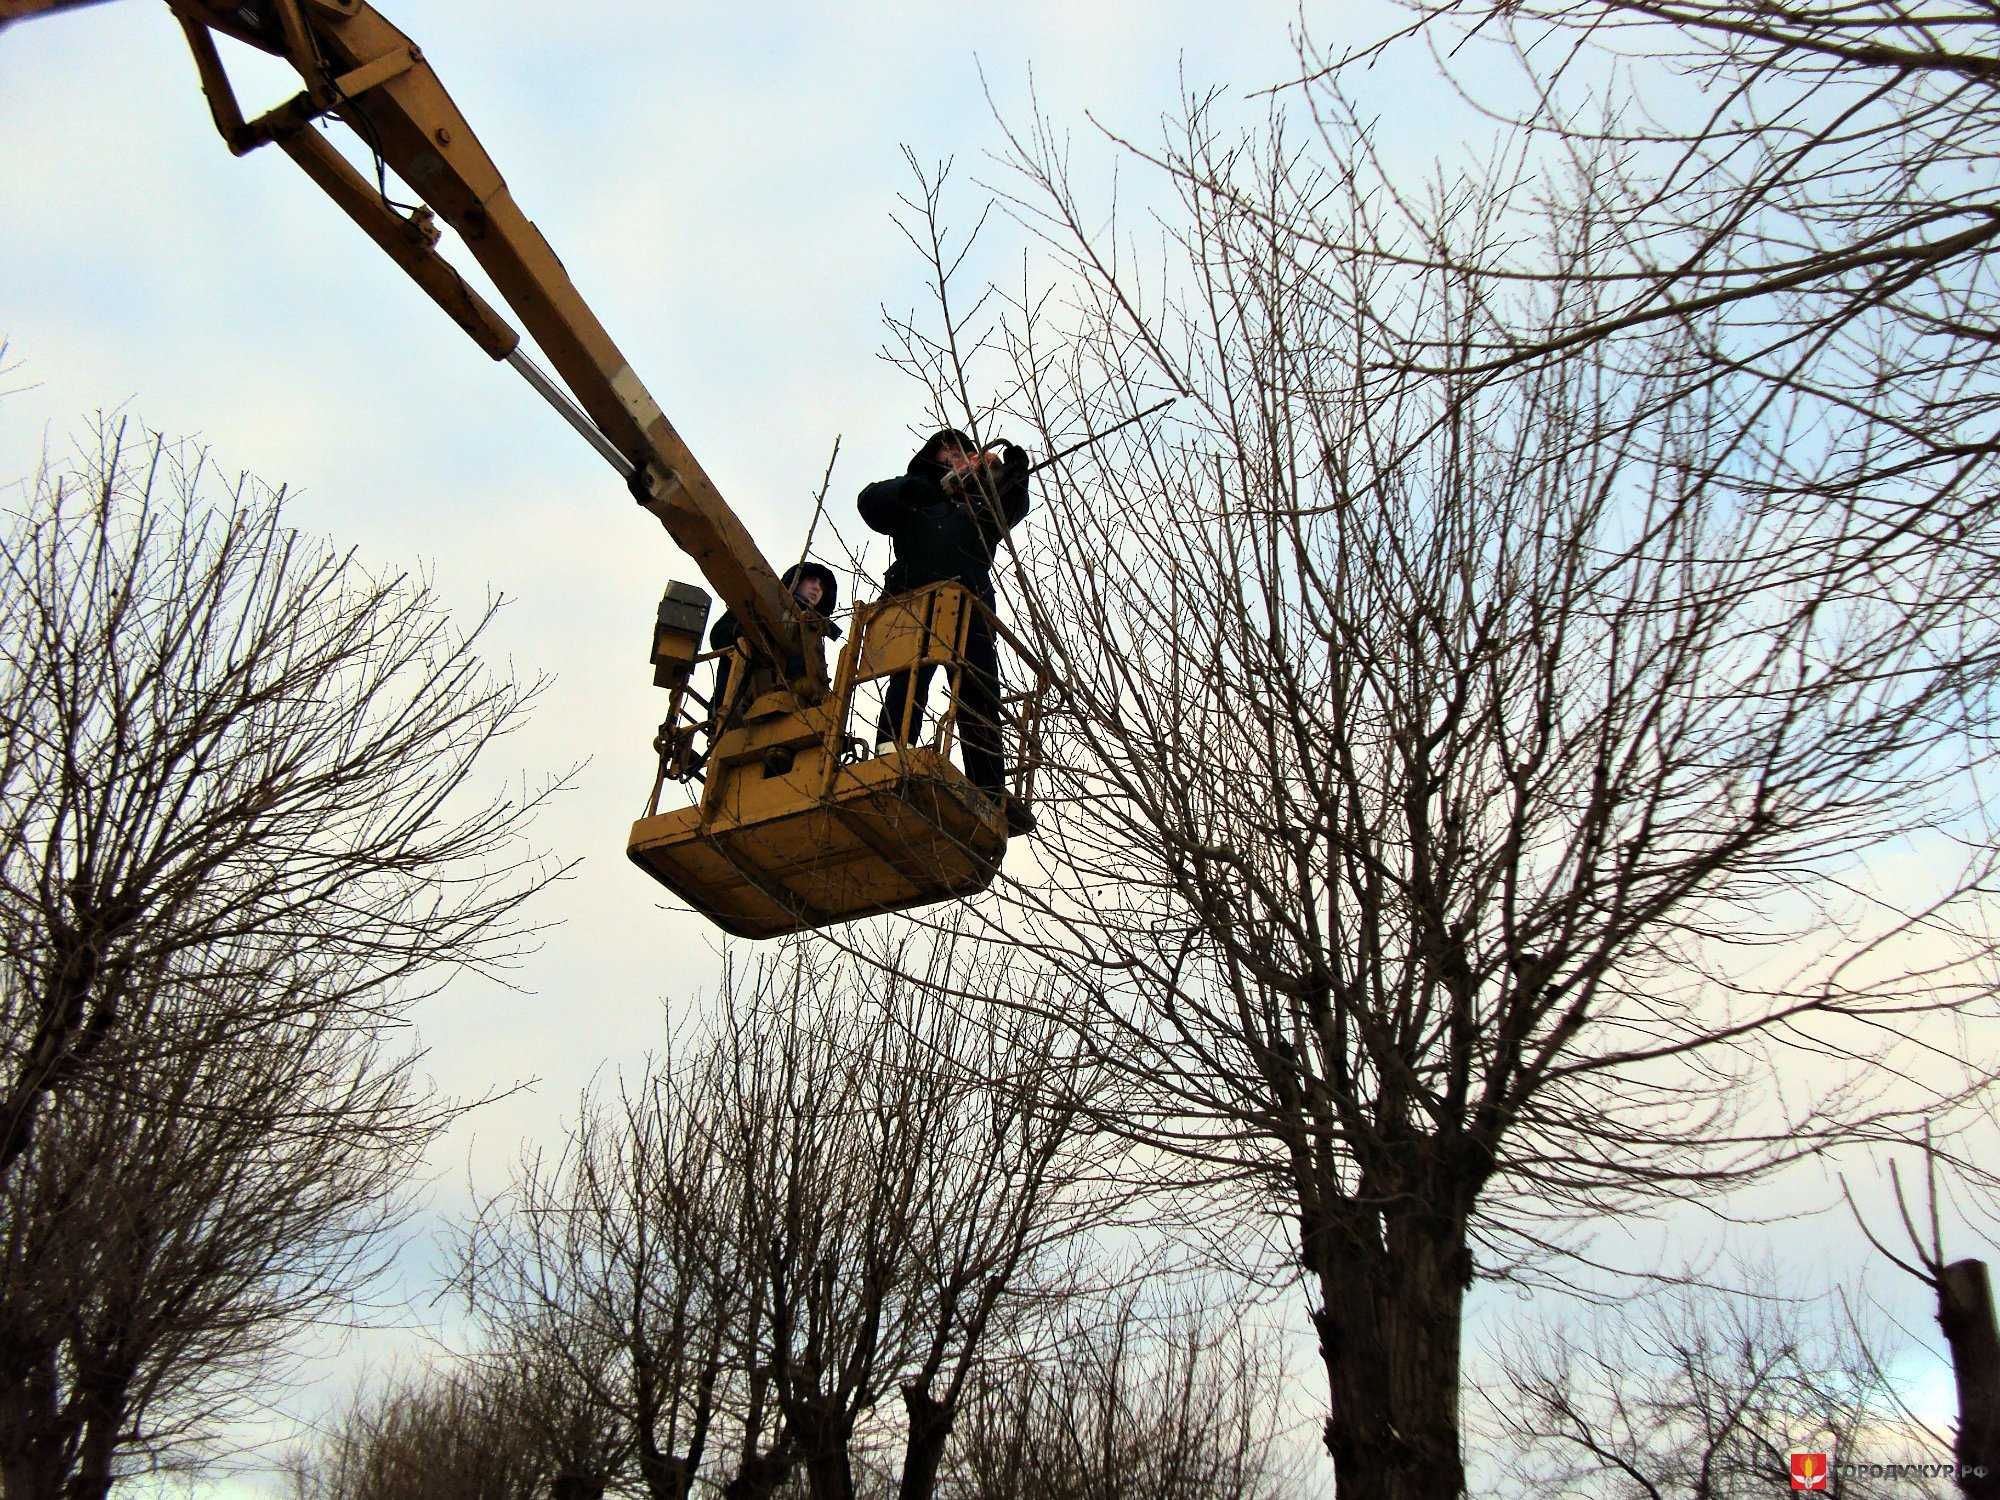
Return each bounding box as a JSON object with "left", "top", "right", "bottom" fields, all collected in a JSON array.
[{"left": 0, "top": 1, "right": 1974, "bottom": 1491}]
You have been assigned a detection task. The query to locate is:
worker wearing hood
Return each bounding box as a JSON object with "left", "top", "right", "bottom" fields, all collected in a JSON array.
[
  {"left": 708, "top": 561, "right": 842, "bottom": 718},
  {"left": 858, "top": 429, "right": 1033, "bottom": 834},
  {"left": 859, "top": 428, "right": 1030, "bottom": 595}
]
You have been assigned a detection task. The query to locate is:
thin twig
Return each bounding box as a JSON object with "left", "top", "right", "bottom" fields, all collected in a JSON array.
[{"left": 796, "top": 434, "right": 842, "bottom": 573}]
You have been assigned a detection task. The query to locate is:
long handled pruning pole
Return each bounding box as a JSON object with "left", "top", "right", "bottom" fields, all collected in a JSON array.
[
  {"left": 975, "top": 398, "right": 1178, "bottom": 475},
  {"left": 1027, "top": 398, "right": 1176, "bottom": 474}
]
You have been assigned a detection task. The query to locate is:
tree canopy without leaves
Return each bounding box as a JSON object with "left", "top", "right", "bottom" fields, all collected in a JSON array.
[
  {"left": 0, "top": 420, "right": 565, "bottom": 1176},
  {"left": 1473, "top": 1268, "right": 1956, "bottom": 1499},
  {"left": 945, "top": 1291, "right": 1302, "bottom": 1500},
  {"left": 0, "top": 964, "right": 449, "bottom": 1499},
  {"left": 286, "top": 1362, "right": 556, "bottom": 1500},
  {"left": 1311, "top": 0, "right": 2000, "bottom": 623},
  {"left": 454, "top": 936, "right": 1117, "bottom": 1500},
  {"left": 0, "top": 420, "right": 566, "bottom": 1494},
  {"left": 870, "top": 75, "right": 2000, "bottom": 1500},
  {"left": 292, "top": 1285, "right": 1307, "bottom": 1500}
]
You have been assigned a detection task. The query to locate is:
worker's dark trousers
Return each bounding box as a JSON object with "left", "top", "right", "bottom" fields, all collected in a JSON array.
[{"left": 878, "top": 611, "right": 1006, "bottom": 800}]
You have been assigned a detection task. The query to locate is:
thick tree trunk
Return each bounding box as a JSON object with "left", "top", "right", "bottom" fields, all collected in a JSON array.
[
  {"left": 67, "top": 1462, "right": 116, "bottom": 1500},
  {"left": 637, "top": 1449, "right": 697, "bottom": 1500},
  {"left": 60, "top": 1360, "right": 136, "bottom": 1500},
  {"left": 1311, "top": 1218, "right": 1469, "bottom": 1500},
  {"left": 779, "top": 1395, "right": 856, "bottom": 1500},
  {"left": 63, "top": 1406, "right": 123, "bottom": 1500},
  {"left": 896, "top": 1383, "right": 954, "bottom": 1500},
  {"left": 1940, "top": 1259, "right": 2000, "bottom": 1500},
  {"left": 801, "top": 1445, "right": 856, "bottom": 1500},
  {"left": 1, "top": 1439, "right": 72, "bottom": 1500},
  {"left": 635, "top": 1358, "right": 713, "bottom": 1500},
  {"left": 723, "top": 1448, "right": 796, "bottom": 1500},
  {"left": 0, "top": 1341, "right": 76, "bottom": 1500},
  {"left": 2, "top": 1455, "right": 53, "bottom": 1500}
]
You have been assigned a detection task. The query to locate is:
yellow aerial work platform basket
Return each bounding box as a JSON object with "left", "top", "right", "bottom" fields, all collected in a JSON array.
[{"left": 627, "top": 581, "right": 1044, "bottom": 938}]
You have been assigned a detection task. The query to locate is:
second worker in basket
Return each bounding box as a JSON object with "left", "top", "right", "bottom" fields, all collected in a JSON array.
[{"left": 859, "top": 428, "right": 1034, "bottom": 836}]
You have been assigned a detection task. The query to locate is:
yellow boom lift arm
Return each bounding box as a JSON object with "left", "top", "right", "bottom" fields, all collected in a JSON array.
[{"left": 7, "top": 0, "right": 1040, "bottom": 937}]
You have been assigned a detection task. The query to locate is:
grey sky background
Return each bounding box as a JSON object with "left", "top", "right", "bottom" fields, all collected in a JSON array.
[{"left": 0, "top": 1, "right": 1982, "bottom": 1490}]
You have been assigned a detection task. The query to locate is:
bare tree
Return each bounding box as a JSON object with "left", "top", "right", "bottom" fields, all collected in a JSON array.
[
  {"left": 1296, "top": 0, "right": 2000, "bottom": 632},
  {"left": 456, "top": 1043, "right": 740, "bottom": 1500},
  {"left": 475, "top": 1313, "right": 635, "bottom": 1500},
  {"left": 872, "top": 940, "right": 1116, "bottom": 1500},
  {"left": 288, "top": 1339, "right": 641, "bottom": 1500},
  {"left": 1474, "top": 1268, "right": 1957, "bottom": 1499},
  {"left": 456, "top": 935, "right": 1111, "bottom": 1500},
  {"left": 858, "top": 83, "right": 2000, "bottom": 1500},
  {"left": 0, "top": 420, "right": 565, "bottom": 1493},
  {"left": 1845, "top": 1143, "right": 2000, "bottom": 1499},
  {"left": 0, "top": 418, "right": 566, "bottom": 1181},
  {"left": 727, "top": 943, "right": 1113, "bottom": 1500},
  {"left": 0, "top": 964, "right": 454, "bottom": 1499},
  {"left": 285, "top": 1361, "right": 553, "bottom": 1500},
  {"left": 942, "top": 1289, "right": 1305, "bottom": 1500}
]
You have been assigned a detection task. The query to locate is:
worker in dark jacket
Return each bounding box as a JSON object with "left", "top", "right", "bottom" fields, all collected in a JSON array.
[
  {"left": 709, "top": 561, "right": 841, "bottom": 720},
  {"left": 859, "top": 428, "right": 1032, "bottom": 834}
]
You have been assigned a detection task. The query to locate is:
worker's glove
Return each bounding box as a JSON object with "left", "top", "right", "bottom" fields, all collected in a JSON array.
[{"left": 1000, "top": 443, "right": 1028, "bottom": 480}]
